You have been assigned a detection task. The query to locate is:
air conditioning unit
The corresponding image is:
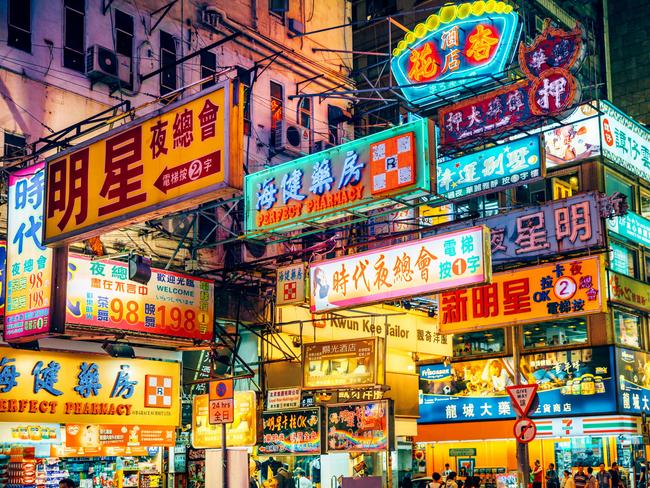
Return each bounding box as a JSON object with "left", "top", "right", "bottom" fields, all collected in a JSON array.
[
  {"left": 86, "top": 45, "right": 131, "bottom": 87},
  {"left": 313, "top": 140, "right": 335, "bottom": 153},
  {"left": 272, "top": 120, "right": 310, "bottom": 155}
]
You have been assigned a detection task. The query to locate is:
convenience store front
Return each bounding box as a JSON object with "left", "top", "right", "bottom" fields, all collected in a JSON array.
[{"left": 0, "top": 347, "right": 180, "bottom": 488}]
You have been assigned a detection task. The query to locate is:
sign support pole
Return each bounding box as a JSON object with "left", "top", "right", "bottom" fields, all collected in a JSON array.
[
  {"left": 222, "top": 423, "right": 228, "bottom": 488},
  {"left": 512, "top": 325, "right": 530, "bottom": 488}
]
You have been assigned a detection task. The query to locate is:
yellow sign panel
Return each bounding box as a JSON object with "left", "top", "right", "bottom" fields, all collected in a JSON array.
[
  {"left": 44, "top": 82, "right": 242, "bottom": 245},
  {"left": 608, "top": 271, "right": 650, "bottom": 313},
  {"left": 438, "top": 255, "right": 607, "bottom": 334},
  {"left": 192, "top": 392, "right": 256, "bottom": 448},
  {"left": 0, "top": 347, "right": 180, "bottom": 426}
]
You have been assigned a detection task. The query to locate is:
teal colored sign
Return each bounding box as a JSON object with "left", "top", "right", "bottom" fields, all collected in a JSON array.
[
  {"left": 390, "top": 1, "right": 521, "bottom": 107},
  {"left": 449, "top": 448, "right": 476, "bottom": 457},
  {"left": 244, "top": 119, "right": 433, "bottom": 235},
  {"left": 609, "top": 242, "right": 631, "bottom": 275},
  {"left": 607, "top": 211, "right": 650, "bottom": 249},
  {"left": 437, "top": 135, "right": 542, "bottom": 199}
]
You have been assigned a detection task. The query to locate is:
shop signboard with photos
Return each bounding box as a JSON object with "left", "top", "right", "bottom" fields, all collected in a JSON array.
[
  {"left": 278, "top": 303, "right": 451, "bottom": 357},
  {"left": 191, "top": 392, "right": 256, "bottom": 449},
  {"left": 302, "top": 338, "right": 382, "bottom": 390},
  {"left": 66, "top": 254, "right": 214, "bottom": 340},
  {"left": 61, "top": 424, "right": 175, "bottom": 457},
  {"left": 310, "top": 226, "right": 491, "bottom": 313},
  {"left": 44, "top": 82, "right": 244, "bottom": 245},
  {"left": 259, "top": 408, "right": 322, "bottom": 455},
  {"left": 0, "top": 241, "right": 5, "bottom": 317},
  {"left": 437, "top": 135, "right": 543, "bottom": 200},
  {"left": 608, "top": 271, "right": 650, "bottom": 313},
  {"left": 438, "top": 255, "right": 606, "bottom": 334},
  {"left": 326, "top": 400, "right": 393, "bottom": 452},
  {"left": 439, "top": 20, "right": 584, "bottom": 147},
  {"left": 0, "top": 347, "right": 181, "bottom": 426},
  {"left": 616, "top": 348, "right": 650, "bottom": 415},
  {"left": 244, "top": 118, "right": 434, "bottom": 235},
  {"left": 542, "top": 103, "right": 601, "bottom": 168},
  {"left": 418, "top": 346, "right": 616, "bottom": 423},
  {"left": 390, "top": 1, "right": 521, "bottom": 107}
]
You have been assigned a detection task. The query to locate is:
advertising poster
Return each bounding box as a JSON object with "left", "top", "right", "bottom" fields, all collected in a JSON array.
[
  {"left": 66, "top": 255, "right": 214, "bottom": 340},
  {"left": 617, "top": 348, "right": 650, "bottom": 415},
  {"left": 439, "top": 255, "right": 606, "bottom": 334},
  {"left": 0, "top": 346, "right": 180, "bottom": 425},
  {"left": 45, "top": 83, "right": 241, "bottom": 245},
  {"left": 0, "top": 423, "right": 61, "bottom": 444},
  {"left": 0, "top": 241, "right": 5, "bottom": 317},
  {"left": 191, "top": 393, "right": 256, "bottom": 448},
  {"left": 419, "top": 347, "right": 616, "bottom": 423},
  {"left": 310, "top": 226, "right": 491, "bottom": 312},
  {"left": 259, "top": 408, "right": 322, "bottom": 455},
  {"left": 62, "top": 424, "right": 175, "bottom": 456},
  {"left": 4, "top": 163, "right": 56, "bottom": 342},
  {"left": 245, "top": 118, "right": 433, "bottom": 235},
  {"left": 303, "top": 339, "right": 378, "bottom": 389},
  {"left": 326, "top": 401, "right": 392, "bottom": 452},
  {"left": 437, "top": 135, "right": 543, "bottom": 200},
  {"left": 543, "top": 103, "right": 601, "bottom": 167}
]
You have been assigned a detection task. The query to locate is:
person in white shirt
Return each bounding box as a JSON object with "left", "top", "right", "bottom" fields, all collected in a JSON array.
[{"left": 294, "top": 469, "right": 312, "bottom": 488}]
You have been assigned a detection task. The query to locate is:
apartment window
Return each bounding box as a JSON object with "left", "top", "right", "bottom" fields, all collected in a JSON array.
[
  {"left": 454, "top": 193, "right": 499, "bottom": 220},
  {"left": 160, "top": 31, "right": 177, "bottom": 95},
  {"left": 610, "top": 240, "right": 638, "bottom": 278},
  {"left": 645, "top": 253, "right": 650, "bottom": 283},
  {"left": 299, "top": 98, "right": 311, "bottom": 130},
  {"left": 641, "top": 189, "right": 650, "bottom": 219},
  {"left": 8, "top": 0, "right": 31, "bottom": 52},
  {"left": 243, "top": 85, "right": 251, "bottom": 137},
  {"left": 270, "top": 81, "right": 284, "bottom": 131},
  {"left": 269, "top": 0, "right": 288, "bottom": 15},
  {"left": 115, "top": 10, "right": 134, "bottom": 58},
  {"left": 63, "top": 0, "right": 85, "bottom": 72},
  {"left": 327, "top": 105, "right": 339, "bottom": 145},
  {"left": 614, "top": 308, "right": 642, "bottom": 349},
  {"left": 3, "top": 132, "right": 27, "bottom": 159},
  {"left": 200, "top": 51, "right": 217, "bottom": 90},
  {"left": 605, "top": 170, "right": 635, "bottom": 209},
  {"left": 453, "top": 329, "right": 505, "bottom": 358},
  {"left": 551, "top": 171, "right": 580, "bottom": 200},
  {"left": 523, "top": 318, "right": 588, "bottom": 349}
]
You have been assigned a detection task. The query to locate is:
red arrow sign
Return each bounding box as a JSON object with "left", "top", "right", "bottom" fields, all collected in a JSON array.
[
  {"left": 506, "top": 384, "right": 538, "bottom": 417},
  {"left": 154, "top": 150, "right": 221, "bottom": 194}
]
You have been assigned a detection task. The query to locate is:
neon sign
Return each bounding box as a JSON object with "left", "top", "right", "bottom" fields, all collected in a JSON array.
[
  {"left": 390, "top": 1, "right": 521, "bottom": 107},
  {"left": 439, "top": 19, "right": 585, "bottom": 147}
]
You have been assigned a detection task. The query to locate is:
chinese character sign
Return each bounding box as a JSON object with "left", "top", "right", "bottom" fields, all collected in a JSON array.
[
  {"left": 418, "top": 347, "right": 616, "bottom": 423},
  {"left": 5, "top": 163, "right": 55, "bottom": 342},
  {"left": 45, "top": 83, "right": 240, "bottom": 245},
  {"left": 0, "top": 242, "right": 6, "bottom": 317},
  {"left": 326, "top": 401, "right": 392, "bottom": 452},
  {"left": 600, "top": 101, "right": 650, "bottom": 182},
  {"left": 0, "top": 346, "right": 180, "bottom": 425},
  {"left": 303, "top": 339, "right": 378, "bottom": 389},
  {"left": 390, "top": 1, "right": 521, "bottom": 107},
  {"left": 310, "top": 226, "right": 490, "bottom": 313},
  {"left": 66, "top": 255, "right": 214, "bottom": 340},
  {"left": 607, "top": 211, "right": 650, "bottom": 249},
  {"left": 267, "top": 388, "right": 302, "bottom": 411},
  {"left": 259, "top": 408, "right": 322, "bottom": 455},
  {"left": 438, "top": 255, "right": 606, "bottom": 334},
  {"left": 617, "top": 348, "right": 650, "bottom": 414},
  {"left": 276, "top": 263, "right": 305, "bottom": 306},
  {"left": 62, "top": 424, "right": 175, "bottom": 457},
  {"left": 191, "top": 393, "right": 256, "bottom": 448},
  {"left": 244, "top": 118, "right": 433, "bottom": 235},
  {"left": 608, "top": 271, "right": 650, "bottom": 314},
  {"left": 439, "top": 20, "right": 584, "bottom": 147},
  {"left": 437, "top": 135, "right": 543, "bottom": 199}
]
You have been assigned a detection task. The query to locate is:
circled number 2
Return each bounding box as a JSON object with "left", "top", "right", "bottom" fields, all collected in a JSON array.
[
  {"left": 554, "top": 276, "right": 577, "bottom": 300},
  {"left": 188, "top": 159, "right": 203, "bottom": 181}
]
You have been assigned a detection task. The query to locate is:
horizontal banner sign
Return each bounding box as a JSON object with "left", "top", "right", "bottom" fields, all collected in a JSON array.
[
  {"left": 607, "top": 211, "right": 650, "bottom": 249},
  {"left": 267, "top": 388, "right": 301, "bottom": 411},
  {"left": 66, "top": 255, "right": 214, "bottom": 340},
  {"left": 438, "top": 255, "right": 606, "bottom": 333},
  {"left": 437, "top": 135, "right": 543, "bottom": 200},
  {"left": 45, "top": 83, "right": 241, "bottom": 245},
  {"left": 0, "top": 347, "right": 180, "bottom": 425},
  {"left": 326, "top": 401, "right": 392, "bottom": 452},
  {"left": 310, "top": 226, "right": 491, "bottom": 312},
  {"left": 535, "top": 416, "right": 639, "bottom": 438},
  {"left": 62, "top": 424, "right": 175, "bottom": 457},
  {"left": 608, "top": 271, "right": 650, "bottom": 313},
  {"left": 244, "top": 118, "right": 433, "bottom": 235},
  {"left": 419, "top": 346, "right": 616, "bottom": 423},
  {"left": 259, "top": 408, "right": 322, "bottom": 455},
  {"left": 303, "top": 339, "right": 379, "bottom": 390}
]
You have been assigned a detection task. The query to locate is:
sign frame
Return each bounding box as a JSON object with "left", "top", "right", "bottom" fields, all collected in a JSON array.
[
  {"left": 325, "top": 399, "right": 394, "bottom": 453},
  {"left": 259, "top": 407, "right": 324, "bottom": 455},
  {"left": 43, "top": 81, "right": 242, "bottom": 246}
]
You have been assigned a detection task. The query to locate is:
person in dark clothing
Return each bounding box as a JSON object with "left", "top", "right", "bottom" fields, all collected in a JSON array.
[
  {"left": 610, "top": 463, "right": 621, "bottom": 488},
  {"left": 401, "top": 474, "right": 413, "bottom": 488},
  {"left": 547, "top": 463, "right": 559, "bottom": 488},
  {"left": 261, "top": 458, "right": 283, "bottom": 482}
]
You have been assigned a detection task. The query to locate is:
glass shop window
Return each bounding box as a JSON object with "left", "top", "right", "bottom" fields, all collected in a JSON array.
[
  {"left": 614, "top": 308, "right": 643, "bottom": 349},
  {"left": 453, "top": 329, "right": 505, "bottom": 358},
  {"left": 550, "top": 171, "right": 580, "bottom": 200},
  {"left": 610, "top": 240, "right": 639, "bottom": 279},
  {"left": 605, "top": 170, "right": 635, "bottom": 209},
  {"left": 523, "top": 317, "right": 588, "bottom": 349},
  {"left": 454, "top": 193, "right": 499, "bottom": 220},
  {"left": 641, "top": 189, "right": 650, "bottom": 219}
]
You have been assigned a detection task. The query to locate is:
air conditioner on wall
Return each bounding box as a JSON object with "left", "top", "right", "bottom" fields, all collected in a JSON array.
[
  {"left": 86, "top": 45, "right": 131, "bottom": 87},
  {"left": 272, "top": 120, "right": 310, "bottom": 155}
]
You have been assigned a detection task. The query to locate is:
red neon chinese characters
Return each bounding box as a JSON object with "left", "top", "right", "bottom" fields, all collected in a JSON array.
[
  {"left": 47, "top": 148, "right": 89, "bottom": 230},
  {"left": 514, "top": 212, "right": 551, "bottom": 254},
  {"left": 149, "top": 120, "right": 168, "bottom": 159},
  {"left": 465, "top": 25, "right": 499, "bottom": 62},
  {"left": 407, "top": 43, "right": 440, "bottom": 82},
  {"left": 502, "top": 278, "right": 532, "bottom": 315},
  {"left": 373, "top": 255, "right": 392, "bottom": 290},
  {"left": 173, "top": 108, "right": 194, "bottom": 148},
  {"left": 554, "top": 201, "right": 592, "bottom": 243},
  {"left": 472, "top": 283, "right": 499, "bottom": 318},
  {"left": 198, "top": 99, "right": 219, "bottom": 141},
  {"left": 98, "top": 126, "right": 146, "bottom": 216},
  {"left": 441, "top": 290, "right": 468, "bottom": 324}
]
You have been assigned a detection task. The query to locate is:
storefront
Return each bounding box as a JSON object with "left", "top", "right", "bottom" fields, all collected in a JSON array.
[{"left": 0, "top": 346, "right": 180, "bottom": 488}]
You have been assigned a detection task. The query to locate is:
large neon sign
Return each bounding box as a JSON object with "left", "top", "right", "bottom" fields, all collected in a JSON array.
[{"left": 390, "top": 1, "right": 521, "bottom": 107}]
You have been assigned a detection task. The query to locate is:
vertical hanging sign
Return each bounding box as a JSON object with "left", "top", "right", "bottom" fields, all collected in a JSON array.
[{"left": 4, "top": 163, "right": 60, "bottom": 342}]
